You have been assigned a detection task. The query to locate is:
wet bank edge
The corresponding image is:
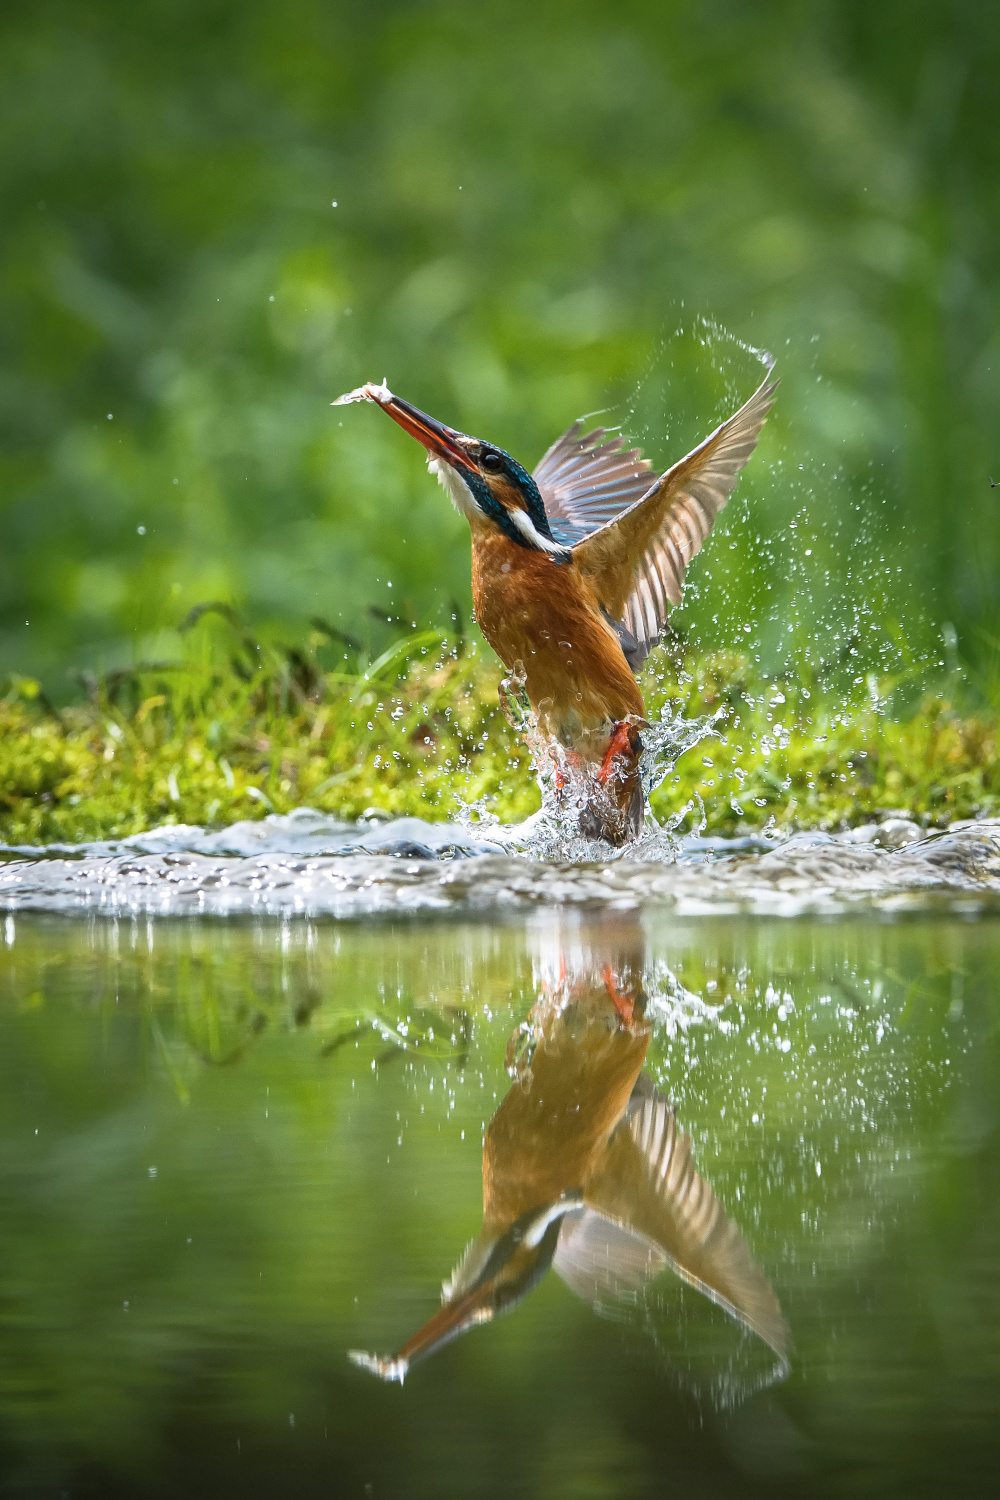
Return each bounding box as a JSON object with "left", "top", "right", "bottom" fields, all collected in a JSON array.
[{"left": 2, "top": 810, "right": 1000, "bottom": 919}]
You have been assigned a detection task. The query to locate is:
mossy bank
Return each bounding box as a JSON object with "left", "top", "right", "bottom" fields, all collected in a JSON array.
[{"left": 1, "top": 618, "right": 997, "bottom": 847}]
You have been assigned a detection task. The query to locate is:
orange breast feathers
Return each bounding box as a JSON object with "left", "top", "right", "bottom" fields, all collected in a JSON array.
[
  {"left": 471, "top": 530, "right": 645, "bottom": 745},
  {"left": 483, "top": 986, "right": 650, "bottom": 1229}
]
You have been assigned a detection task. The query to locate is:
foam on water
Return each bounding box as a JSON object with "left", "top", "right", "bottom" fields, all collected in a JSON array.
[{"left": 2, "top": 808, "right": 1000, "bottom": 919}]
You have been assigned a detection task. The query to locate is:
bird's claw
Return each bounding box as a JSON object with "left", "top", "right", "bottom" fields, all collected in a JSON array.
[
  {"left": 597, "top": 721, "right": 638, "bottom": 786},
  {"left": 601, "top": 965, "right": 636, "bottom": 1026}
]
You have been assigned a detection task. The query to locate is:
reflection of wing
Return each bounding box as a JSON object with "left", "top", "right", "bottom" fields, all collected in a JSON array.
[
  {"left": 554, "top": 1207, "right": 667, "bottom": 1302},
  {"left": 571, "top": 371, "right": 777, "bottom": 667},
  {"left": 557, "top": 1086, "right": 790, "bottom": 1362},
  {"left": 534, "top": 424, "right": 655, "bottom": 546}
]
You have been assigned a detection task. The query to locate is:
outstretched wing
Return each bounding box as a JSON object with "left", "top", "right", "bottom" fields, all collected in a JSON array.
[
  {"left": 555, "top": 1084, "right": 790, "bottom": 1363},
  {"left": 572, "top": 370, "right": 778, "bottom": 667},
  {"left": 533, "top": 423, "right": 655, "bottom": 546}
]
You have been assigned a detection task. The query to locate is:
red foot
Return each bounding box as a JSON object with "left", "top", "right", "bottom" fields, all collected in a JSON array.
[
  {"left": 597, "top": 722, "right": 635, "bottom": 786},
  {"left": 602, "top": 965, "right": 636, "bottom": 1026}
]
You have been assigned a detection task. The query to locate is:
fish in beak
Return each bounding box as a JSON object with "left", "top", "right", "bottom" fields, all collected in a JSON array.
[{"left": 333, "top": 380, "right": 478, "bottom": 476}]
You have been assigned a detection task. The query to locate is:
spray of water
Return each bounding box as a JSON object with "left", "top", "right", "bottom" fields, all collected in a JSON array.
[{"left": 458, "top": 662, "right": 720, "bottom": 862}]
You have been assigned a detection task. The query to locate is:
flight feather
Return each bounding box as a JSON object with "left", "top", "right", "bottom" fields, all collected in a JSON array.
[
  {"left": 571, "top": 1086, "right": 791, "bottom": 1360},
  {"left": 534, "top": 424, "right": 655, "bottom": 544},
  {"left": 569, "top": 369, "right": 778, "bottom": 666}
]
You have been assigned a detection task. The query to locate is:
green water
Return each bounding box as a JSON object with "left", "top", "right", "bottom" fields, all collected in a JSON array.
[{"left": 1, "top": 911, "right": 998, "bottom": 1497}]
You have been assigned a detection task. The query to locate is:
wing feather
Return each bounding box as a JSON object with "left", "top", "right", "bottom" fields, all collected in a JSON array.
[
  {"left": 572, "top": 369, "right": 778, "bottom": 667},
  {"left": 553, "top": 1209, "right": 668, "bottom": 1304},
  {"left": 647, "top": 560, "right": 666, "bottom": 625},
  {"left": 534, "top": 422, "right": 655, "bottom": 538},
  {"left": 574, "top": 1086, "right": 791, "bottom": 1362}
]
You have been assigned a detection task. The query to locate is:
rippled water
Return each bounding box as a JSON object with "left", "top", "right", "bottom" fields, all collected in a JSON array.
[
  {"left": 3, "top": 809, "right": 1000, "bottom": 918},
  {"left": 1, "top": 905, "right": 999, "bottom": 1496}
]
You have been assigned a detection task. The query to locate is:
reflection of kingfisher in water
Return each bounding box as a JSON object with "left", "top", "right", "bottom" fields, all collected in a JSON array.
[
  {"left": 350, "top": 916, "right": 790, "bottom": 1383},
  {"left": 335, "top": 368, "right": 776, "bottom": 844}
]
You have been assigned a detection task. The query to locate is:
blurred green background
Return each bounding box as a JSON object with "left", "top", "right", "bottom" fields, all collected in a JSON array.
[{"left": 2, "top": 0, "right": 998, "bottom": 698}]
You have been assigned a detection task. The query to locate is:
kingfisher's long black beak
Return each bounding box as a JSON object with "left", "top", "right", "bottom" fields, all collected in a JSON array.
[
  {"left": 348, "top": 1275, "right": 498, "bottom": 1385},
  {"left": 333, "top": 380, "right": 477, "bottom": 474},
  {"left": 348, "top": 1198, "right": 578, "bottom": 1383}
]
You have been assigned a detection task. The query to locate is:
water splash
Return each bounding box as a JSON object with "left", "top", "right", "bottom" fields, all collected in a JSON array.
[
  {"left": 1, "top": 816, "right": 1000, "bottom": 918},
  {"left": 475, "top": 663, "right": 718, "bottom": 861},
  {"left": 645, "top": 960, "right": 730, "bottom": 1037}
]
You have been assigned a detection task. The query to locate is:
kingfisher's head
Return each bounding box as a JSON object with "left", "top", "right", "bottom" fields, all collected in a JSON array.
[{"left": 334, "top": 381, "right": 570, "bottom": 561}]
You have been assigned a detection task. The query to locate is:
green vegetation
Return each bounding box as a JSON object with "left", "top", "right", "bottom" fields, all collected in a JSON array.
[
  {"left": 652, "top": 650, "right": 1000, "bottom": 835},
  {"left": 1, "top": 0, "right": 998, "bottom": 696},
  {"left": 1, "top": 610, "right": 996, "bottom": 846},
  {"left": 1, "top": 0, "right": 997, "bottom": 839}
]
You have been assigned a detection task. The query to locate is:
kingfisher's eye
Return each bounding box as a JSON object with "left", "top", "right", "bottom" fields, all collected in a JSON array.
[{"left": 480, "top": 450, "right": 503, "bottom": 472}]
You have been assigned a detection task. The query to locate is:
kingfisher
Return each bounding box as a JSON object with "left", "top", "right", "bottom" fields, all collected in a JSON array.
[
  {"left": 349, "top": 913, "right": 790, "bottom": 1382},
  {"left": 335, "top": 365, "right": 776, "bottom": 843}
]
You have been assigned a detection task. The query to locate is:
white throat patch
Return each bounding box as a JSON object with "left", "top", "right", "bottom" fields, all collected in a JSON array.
[
  {"left": 427, "top": 457, "right": 477, "bottom": 520},
  {"left": 428, "top": 456, "right": 569, "bottom": 559},
  {"left": 507, "top": 506, "right": 568, "bottom": 557}
]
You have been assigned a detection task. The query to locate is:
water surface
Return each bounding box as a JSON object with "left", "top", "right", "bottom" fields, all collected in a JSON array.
[
  {"left": 1, "top": 904, "right": 998, "bottom": 1497},
  {"left": 3, "top": 810, "right": 1000, "bottom": 918}
]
